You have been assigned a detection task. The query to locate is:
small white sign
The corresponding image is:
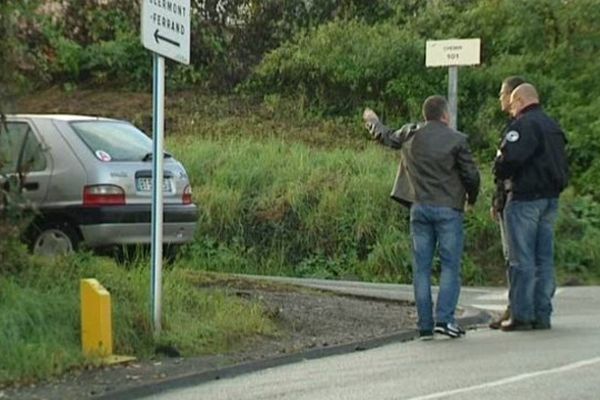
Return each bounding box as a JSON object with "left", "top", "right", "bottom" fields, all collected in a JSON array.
[
  {"left": 426, "top": 38, "right": 481, "bottom": 67},
  {"left": 141, "top": 0, "right": 190, "bottom": 64}
]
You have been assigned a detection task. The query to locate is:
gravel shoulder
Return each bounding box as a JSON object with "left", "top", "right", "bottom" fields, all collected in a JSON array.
[{"left": 3, "top": 282, "right": 417, "bottom": 400}]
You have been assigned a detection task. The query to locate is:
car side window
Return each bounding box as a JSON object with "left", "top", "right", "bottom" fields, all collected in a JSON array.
[{"left": 0, "top": 122, "right": 47, "bottom": 174}]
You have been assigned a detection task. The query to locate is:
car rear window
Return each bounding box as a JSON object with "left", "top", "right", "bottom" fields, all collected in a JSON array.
[{"left": 70, "top": 121, "right": 153, "bottom": 162}]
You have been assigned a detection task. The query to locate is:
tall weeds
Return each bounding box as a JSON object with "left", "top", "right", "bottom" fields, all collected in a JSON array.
[{"left": 170, "top": 135, "right": 600, "bottom": 285}]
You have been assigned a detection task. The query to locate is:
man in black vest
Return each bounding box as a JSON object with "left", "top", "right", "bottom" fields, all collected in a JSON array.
[{"left": 363, "top": 95, "right": 480, "bottom": 340}]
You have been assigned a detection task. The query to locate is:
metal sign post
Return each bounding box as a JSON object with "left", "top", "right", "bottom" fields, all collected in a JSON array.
[
  {"left": 150, "top": 53, "right": 165, "bottom": 334},
  {"left": 425, "top": 38, "right": 481, "bottom": 130},
  {"left": 448, "top": 66, "right": 458, "bottom": 130},
  {"left": 141, "top": 0, "right": 190, "bottom": 335}
]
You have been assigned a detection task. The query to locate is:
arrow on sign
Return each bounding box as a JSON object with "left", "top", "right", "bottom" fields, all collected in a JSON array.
[{"left": 154, "top": 29, "right": 180, "bottom": 47}]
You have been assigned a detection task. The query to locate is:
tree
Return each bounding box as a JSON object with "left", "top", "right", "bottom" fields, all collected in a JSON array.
[{"left": 0, "top": 1, "right": 38, "bottom": 272}]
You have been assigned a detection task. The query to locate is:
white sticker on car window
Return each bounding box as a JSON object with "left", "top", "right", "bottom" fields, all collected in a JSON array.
[
  {"left": 505, "top": 130, "right": 520, "bottom": 143},
  {"left": 95, "top": 150, "right": 112, "bottom": 162}
]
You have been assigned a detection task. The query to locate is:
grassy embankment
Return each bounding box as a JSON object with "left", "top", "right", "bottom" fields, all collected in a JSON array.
[
  {"left": 164, "top": 94, "right": 600, "bottom": 286},
  {"left": 172, "top": 133, "right": 600, "bottom": 285}
]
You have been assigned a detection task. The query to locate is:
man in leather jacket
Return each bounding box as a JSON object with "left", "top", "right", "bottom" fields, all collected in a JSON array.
[{"left": 363, "top": 95, "right": 480, "bottom": 340}]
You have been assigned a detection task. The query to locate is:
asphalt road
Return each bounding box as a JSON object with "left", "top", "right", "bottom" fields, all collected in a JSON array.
[{"left": 141, "top": 280, "right": 600, "bottom": 400}]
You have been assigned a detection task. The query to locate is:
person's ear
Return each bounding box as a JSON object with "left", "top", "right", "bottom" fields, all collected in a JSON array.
[
  {"left": 509, "top": 95, "right": 520, "bottom": 116},
  {"left": 440, "top": 111, "right": 450, "bottom": 125}
]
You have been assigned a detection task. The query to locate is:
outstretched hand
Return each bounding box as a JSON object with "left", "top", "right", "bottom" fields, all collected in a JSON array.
[
  {"left": 363, "top": 108, "right": 381, "bottom": 139},
  {"left": 362, "top": 108, "right": 379, "bottom": 125}
]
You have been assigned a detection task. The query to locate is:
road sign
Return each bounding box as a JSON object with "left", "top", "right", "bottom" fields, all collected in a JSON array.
[
  {"left": 141, "top": 0, "right": 192, "bottom": 335},
  {"left": 426, "top": 38, "right": 481, "bottom": 67},
  {"left": 141, "top": 0, "right": 190, "bottom": 64},
  {"left": 425, "top": 38, "right": 481, "bottom": 130}
]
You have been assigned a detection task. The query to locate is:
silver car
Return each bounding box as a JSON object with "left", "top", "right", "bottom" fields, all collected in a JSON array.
[{"left": 0, "top": 114, "right": 198, "bottom": 256}]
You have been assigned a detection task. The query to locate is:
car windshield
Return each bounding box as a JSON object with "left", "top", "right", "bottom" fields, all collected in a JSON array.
[{"left": 70, "top": 120, "right": 153, "bottom": 162}]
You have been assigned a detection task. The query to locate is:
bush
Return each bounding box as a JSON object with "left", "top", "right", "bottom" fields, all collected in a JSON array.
[
  {"left": 247, "top": 20, "right": 442, "bottom": 118},
  {"left": 0, "top": 1, "right": 39, "bottom": 109}
]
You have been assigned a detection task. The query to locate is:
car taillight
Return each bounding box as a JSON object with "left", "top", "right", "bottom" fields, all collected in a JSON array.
[
  {"left": 182, "top": 185, "right": 193, "bottom": 205},
  {"left": 83, "top": 185, "right": 126, "bottom": 206}
]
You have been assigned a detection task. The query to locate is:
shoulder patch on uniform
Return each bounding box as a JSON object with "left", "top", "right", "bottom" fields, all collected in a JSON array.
[{"left": 505, "top": 130, "right": 520, "bottom": 143}]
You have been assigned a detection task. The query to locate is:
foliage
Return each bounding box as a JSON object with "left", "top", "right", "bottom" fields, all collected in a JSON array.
[
  {"left": 554, "top": 189, "right": 600, "bottom": 283},
  {"left": 187, "top": 0, "right": 400, "bottom": 89},
  {"left": 34, "top": 2, "right": 150, "bottom": 88},
  {"left": 0, "top": 0, "right": 40, "bottom": 111},
  {"left": 246, "top": 20, "right": 442, "bottom": 117},
  {"left": 247, "top": 0, "right": 600, "bottom": 167},
  {"left": 6, "top": 0, "right": 401, "bottom": 90},
  {"left": 0, "top": 1, "right": 41, "bottom": 273}
]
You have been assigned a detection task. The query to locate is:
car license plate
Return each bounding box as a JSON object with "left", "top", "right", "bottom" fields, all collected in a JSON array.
[{"left": 136, "top": 177, "right": 172, "bottom": 192}]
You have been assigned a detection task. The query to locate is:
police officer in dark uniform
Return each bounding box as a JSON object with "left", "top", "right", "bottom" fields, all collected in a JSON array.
[
  {"left": 488, "top": 76, "right": 527, "bottom": 330},
  {"left": 494, "top": 83, "right": 568, "bottom": 331}
]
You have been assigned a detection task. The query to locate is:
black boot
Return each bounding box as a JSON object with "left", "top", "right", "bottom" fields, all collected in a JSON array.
[{"left": 489, "top": 306, "right": 511, "bottom": 329}]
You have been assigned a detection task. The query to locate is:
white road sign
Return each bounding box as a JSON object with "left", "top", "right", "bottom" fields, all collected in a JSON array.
[
  {"left": 426, "top": 38, "right": 481, "bottom": 67},
  {"left": 141, "top": 0, "right": 190, "bottom": 64}
]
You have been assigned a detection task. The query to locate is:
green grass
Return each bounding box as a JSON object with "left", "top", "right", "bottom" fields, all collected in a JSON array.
[
  {"left": 0, "top": 254, "right": 276, "bottom": 386},
  {"left": 168, "top": 132, "right": 600, "bottom": 286}
]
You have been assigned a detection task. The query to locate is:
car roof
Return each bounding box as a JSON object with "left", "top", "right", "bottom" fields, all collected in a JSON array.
[{"left": 6, "top": 114, "right": 123, "bottom": 123}]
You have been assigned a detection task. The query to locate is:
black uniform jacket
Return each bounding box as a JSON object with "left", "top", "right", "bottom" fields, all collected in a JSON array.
[{"left": 494, "top": 104, "right": 568, "bottom": 201}]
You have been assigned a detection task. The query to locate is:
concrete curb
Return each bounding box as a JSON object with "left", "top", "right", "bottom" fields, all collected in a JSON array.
[
  {"left": 99, "top": 329, "right": 417, "bottom": 400},
  {"left": 98, "top": 289, "right": 493, "bottom": 400}
]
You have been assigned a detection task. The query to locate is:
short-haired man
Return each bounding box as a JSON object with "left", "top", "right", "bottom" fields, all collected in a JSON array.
[
  {"left": 495, "top": 84, "right": 568, "bottom": 331},
  {"left": 363, "top": 95, "right": 480, "bottom": 340},
  {"left": 489, "top": 75, "right": 527, "bottom": 329}
]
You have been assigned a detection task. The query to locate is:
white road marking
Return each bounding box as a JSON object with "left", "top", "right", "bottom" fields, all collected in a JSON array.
[
  {"left": 404, "top": 356, "right": 600, "bottom": 400},
  {"left": 474, "top": 291, "right": 508, "bottom": 301},
  {"left": 470, "top": 304, "right": 507, "bottom": 311},
  {"left": 473, "top": 288, "right": 563, "bottom": 302}
]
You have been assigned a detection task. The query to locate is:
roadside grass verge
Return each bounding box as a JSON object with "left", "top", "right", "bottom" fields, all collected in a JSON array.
[{"left": 0, "top": 254, "right": 276, "bottom": 386}]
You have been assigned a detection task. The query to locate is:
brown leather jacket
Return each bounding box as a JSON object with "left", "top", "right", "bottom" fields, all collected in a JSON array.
[{"left": 369, "top": 120, "right": 480, "bottom": 210}]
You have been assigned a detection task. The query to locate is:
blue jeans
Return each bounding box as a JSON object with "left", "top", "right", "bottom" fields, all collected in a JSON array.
[
  {"left": 504, "top": 198, "right": 558, "bottom": 324},
  {"left": 410, "top": 204, "right": 464, "bottom": 331}
]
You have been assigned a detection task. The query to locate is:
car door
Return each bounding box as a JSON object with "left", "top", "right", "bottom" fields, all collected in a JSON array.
[{"left": 0, "top": 119, "right": 52, "bottom": 206}]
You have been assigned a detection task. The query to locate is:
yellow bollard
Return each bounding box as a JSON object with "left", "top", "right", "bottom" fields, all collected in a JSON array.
[
  {"left": 81, "top": 279, "right": 135, "bottom": 364},
  {"left": 81, "top": 279, "right": 112, "bottom": 357}
]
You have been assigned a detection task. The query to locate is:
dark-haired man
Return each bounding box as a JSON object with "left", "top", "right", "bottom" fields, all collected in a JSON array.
[
  {"left": 489, "top": 75, "right": 527, "bottom": 329},
  {"left": 495, "top": 83, "right": 568, "bottom": 331},
  {"left": 363, "top": 95, "right": 480, "bottom": 340}
]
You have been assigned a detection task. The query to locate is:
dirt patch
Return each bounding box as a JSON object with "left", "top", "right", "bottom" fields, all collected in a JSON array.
[{"left": 3, "top": 285, "right": 416, "bottom": 400}]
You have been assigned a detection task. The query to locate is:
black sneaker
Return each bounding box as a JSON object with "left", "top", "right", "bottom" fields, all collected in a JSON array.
[
  {"left": 434, "top": 322, "right": 465, "bottom": 338},
  {"left": 419, "top": 330, "right": 434, "bottom": 341}
]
